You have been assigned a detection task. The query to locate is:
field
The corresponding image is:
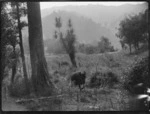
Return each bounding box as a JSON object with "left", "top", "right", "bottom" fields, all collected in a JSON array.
[
  {"left": 24, "top": 49, "right": 148, "bottom": 111},
  {"left": 2, "top": 49, "right": 149, "bottom": 111}
]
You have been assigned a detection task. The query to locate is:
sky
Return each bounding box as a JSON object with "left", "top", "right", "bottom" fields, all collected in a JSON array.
[{"left": 40, "top": 2, "right": 145, "bottom": 10}]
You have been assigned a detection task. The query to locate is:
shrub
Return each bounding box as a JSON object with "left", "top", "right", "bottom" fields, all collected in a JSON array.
[
  {"left": 8, "top": 73, "right": 32, "bottom": 98},
  {"left": 124, "top": 56, "right": 149, "bottom": 94},
  {"left": 89, "top": 71, "right": 118, "bottom": 88},
  {"left": 8, "top": 78, "right": 29, "bottom": 98}
]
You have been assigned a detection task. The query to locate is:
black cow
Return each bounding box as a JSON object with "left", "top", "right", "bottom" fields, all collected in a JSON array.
[{"left": 71, "top": 71, "right": 86, "bottom": 91}]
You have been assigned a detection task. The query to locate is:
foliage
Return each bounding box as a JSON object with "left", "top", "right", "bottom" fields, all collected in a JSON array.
[
  {"left": 85, "top": 45, "right": 97, "bottom": 54},
  {"left": 98, "top": 36, "right": 114, "bottom": 53},
  {"left": 116, "top": 9, "right": 148, "bottom": 53},
  {"left": 8, "top": 73, "right": 30, "bottom": 97},
  {"left": 76, "top": 36, "right": 115, "bottom": 54},
  {"left": 124, "top": 56, "right": 149, "bottom": 93},
  {"left": 89, "top": 71, "right": 118, "bottom": 88},
  {"left": 1, "top": 2, "right": 18, "bottom": 79}
]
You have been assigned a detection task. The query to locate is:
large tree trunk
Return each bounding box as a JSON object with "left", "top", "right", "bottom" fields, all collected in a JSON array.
[
  {"left": 16, "top": 3, "right": 30, "bottom": 93},
  {"left": 27, "top": 2, "right": 56, "bottom": 96}
]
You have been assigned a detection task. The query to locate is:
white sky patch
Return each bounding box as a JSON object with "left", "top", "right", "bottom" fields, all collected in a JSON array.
[{"left": 40, "top": 2, "right": 145, "bottom": 10}]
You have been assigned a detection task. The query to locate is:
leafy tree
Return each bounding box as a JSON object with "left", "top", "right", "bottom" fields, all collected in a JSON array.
[
  {"left": 119, "top": 39, "right": 126, "bottom": 50},
  {"left": 1, "top": 2, "right": 11, "bottom": 79},
  {"left": 98, "top": 36, "right": 114, "bottom": 53},
  {"left": 9, "top": 2, "right": 29, "bottom": 92},
  {"left": 1, "top": 2, "right": 19, "bottom": 81},
  {"left": 117, "top": 10, "right": 148, "bottom": 53},
  {"left": 77, "top": 43, "right": 86, "bottom": 53},
  {"left": 27, "top": 2, "right": 56, "bottom": 95},
  {"left": 55, "top": 18, "right": 77, "bottom": 67},
  {"left": 140, "top": 9, "right": 149, "bottom": 43}
]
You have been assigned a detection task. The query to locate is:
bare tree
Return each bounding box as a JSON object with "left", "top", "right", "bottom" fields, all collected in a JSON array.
[{"left": 55, "top": 18, "right": 77, "bottom": 68}]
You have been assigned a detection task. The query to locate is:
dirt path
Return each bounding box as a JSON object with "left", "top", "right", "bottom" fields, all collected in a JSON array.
[{"left": 2, "top": 97, "right": 29, "bottom": 111}]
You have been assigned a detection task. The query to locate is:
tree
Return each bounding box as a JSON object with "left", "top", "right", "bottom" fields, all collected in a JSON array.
[
  {"left": 1, "top": 2, "right": 11, "bottom": 79},
  {"left": 1, "top": 2, "right": 19, "bottom": 82},
  {"left": 27, "top": 2, "right": 56, "bottom": 95},
  {"left": 98, "top": 36, "right": 114, "bottom": 53},
  {"left": 117, "top": 10, "right": 148, "bottom": 53},
  {"left": 55, "top": 18, "right": 77, "bottom": 67},
  {"left": 9, "top": 2, "right": 29, "bottom": 92},
  {"left": 85, "top": 45, "right": 96, "bottom": 54},
  {"left": 65, "top": 19, "right": 77, "bottom": 67}
]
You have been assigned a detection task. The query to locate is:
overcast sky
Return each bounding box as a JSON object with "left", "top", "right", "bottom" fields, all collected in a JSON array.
[{"left": 40, "top": 2, "right": 145, "bottom": 10}]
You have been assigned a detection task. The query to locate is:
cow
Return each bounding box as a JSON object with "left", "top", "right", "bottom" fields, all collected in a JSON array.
[{"left": 70, "top": 71, "right": 86, "bottom": 91}]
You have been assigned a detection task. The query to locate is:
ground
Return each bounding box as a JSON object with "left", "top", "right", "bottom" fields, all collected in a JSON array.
[
  {"left": 1, "top": 49, "right": 149, "bottom": 111},
  {"left": 2, "top": 93, "right": 28, "bottom": 111}
]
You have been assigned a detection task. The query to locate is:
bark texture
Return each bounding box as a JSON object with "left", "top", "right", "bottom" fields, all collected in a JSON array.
[{"left": 27, "top": 2, "right": 56, "bottom": 95}]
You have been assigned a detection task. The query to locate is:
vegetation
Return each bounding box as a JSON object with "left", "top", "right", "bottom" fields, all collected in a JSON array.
[
  {"left": 54, "top": 17, "right": 77, "bottom": 67},
  {"left": 89, "top": 71, "right": 118, "bottom": 88},
  {"left": 124, "top": 56, "right": 149, "bottom": 94},
  {"left": 46, "top": 35, "right": 115, "bottom": 55},
  {"left": 116, "top": 9, "right": 148, "bottom": 53},
  {"left": 27, "top": 2, "right": 56, "bottom": 96},
  {"left": 98, "top": 36, "right": 115, "bottom": 53},
  {"left": 9, "top": 2, "right": 29, "bottom": 93},
  {"left": 1, "top": 1, "right": 149, "bottom": 111}
]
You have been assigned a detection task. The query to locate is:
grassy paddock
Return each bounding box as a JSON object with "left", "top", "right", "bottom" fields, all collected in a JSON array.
[{"left": 8, "top": 50, "right": 148, "bottom": 111}]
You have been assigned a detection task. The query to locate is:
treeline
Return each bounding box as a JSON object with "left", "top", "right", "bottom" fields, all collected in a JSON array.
[
  {"left": 116, "top": 9, "right": 148, "bottom": 53},
  {"left": 77, "top": 36, "right": 116, "bottom": 54},
  {"left": 45, "top": 36, "right": 116, "bottom": 55}
]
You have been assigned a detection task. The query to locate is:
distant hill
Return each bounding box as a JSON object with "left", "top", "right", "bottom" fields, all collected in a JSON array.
[
  {"left": 42, "top": 11, "right": 116, "bottom": 44},
  {"left": 41, "top": 3, "right": 148, "bottom": 49},
  {"left": 21, "top": 3, "right": 148, "bottom": 51},
  {"left": 41, "top": 3, "right": 148, "bottom": 26}
]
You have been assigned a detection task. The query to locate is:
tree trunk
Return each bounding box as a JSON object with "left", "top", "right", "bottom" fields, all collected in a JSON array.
[
  {"left": 11, "top": 62, "right": 17, "bottom": 83},
  {"left": 59, "top": 33, "right": 77, "bottom": 68},
  {"left": 11, "top": 46, "right": 17, "bottom": 83},
  {"left": 27, "top": 2, "right": 56, "bottom": 96},
  {"left": 137, "top": 42, "right": 139, "bottom": 50},
  {"left": 16, "top": 3, "right": 30, "bottom": 93},
  {"left": 2, "top": 47, "right": 6, "bottom": 80},
  {"left": 129, "top": 44, "right": 132, "bottom": 54},
  {"left": 134, "top": 43, "right": 137, "bottom": 51},
  {"left": 69, "top": 53, "right": 77, "bottom": 68}
]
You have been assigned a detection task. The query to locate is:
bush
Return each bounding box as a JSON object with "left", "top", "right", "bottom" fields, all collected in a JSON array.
[
  {"left": 8, "top": 73, "right": 31, "bottom": 98},
  {"left": 8, "top": 78, "right": 29, "bottom": 98},
  {"left": 89, "top": 71, "right": 118, "bottom": 88},
  {"left": 124, "top": 56, "right": 149, "bottom": 94}
]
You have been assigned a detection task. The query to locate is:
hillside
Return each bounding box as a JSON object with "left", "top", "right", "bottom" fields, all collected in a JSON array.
[
  {"left": 41, "top": 3, "right": 148, "bottom": 27},
  {"left": 42, "top": 11, "right": 120, "bottom": 48},
  {"left": 41, "top": 3, "right": 148, "bottom": 49},
  {"left": 21, "top": 3, "right": 148, "bottom": 50}
]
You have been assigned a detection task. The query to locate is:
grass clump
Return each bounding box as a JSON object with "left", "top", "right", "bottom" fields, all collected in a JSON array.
[
  {"left": 8, "top": 76, "right": 30, "bottom": 98},
  {"left": 89, "top": 71, "right": 118, "bottom": 88}
]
